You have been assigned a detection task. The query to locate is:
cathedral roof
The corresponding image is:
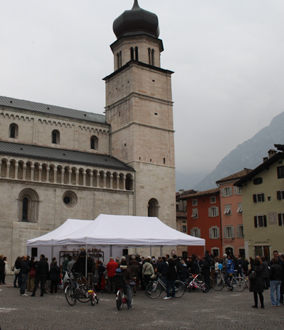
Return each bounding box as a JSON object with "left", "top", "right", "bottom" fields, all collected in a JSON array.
[
  {"left": 113, "top": 0, "right": 160, "bottom": 39},
  {"left": 0, "top": 141, "right": 134, "bottom": 171},
  {"left": 0, "top": 96, "right": 106, "bottom": 125}
]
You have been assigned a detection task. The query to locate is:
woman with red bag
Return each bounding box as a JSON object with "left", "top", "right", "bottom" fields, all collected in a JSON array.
[{"left": 27, "top": 256, "right": 36, "bottom": 292}]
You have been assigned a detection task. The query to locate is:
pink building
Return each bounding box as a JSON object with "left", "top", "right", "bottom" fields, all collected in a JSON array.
[{"left": 216, "top": 169, "right": 251, "bottom": 258}]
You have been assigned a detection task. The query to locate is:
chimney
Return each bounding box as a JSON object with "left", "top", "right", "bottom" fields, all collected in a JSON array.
[
  {"left": 179, "top": 189, "right": 185, "bottom": 195},
  {"left": 268, "top": 149, "right": 277, "bottom": 159},
  {"left": 263, "top": 157, "right": 268, "bottom": 163}
]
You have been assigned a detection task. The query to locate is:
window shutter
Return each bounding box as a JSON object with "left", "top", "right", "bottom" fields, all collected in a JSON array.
[
  {"left": 278, "top": 213, "right": 282, "bottom": 226},
  {"left": 254, "top": 216, "right": 258, "bottom": 228},
  {"left": 198, "top": 229, "right": 201, "bottom": 238},
  {"left": 216, "top": 207, "right": 219, "bottom": 216},
  {"left": 253, "top": 194, "right": 257, "bottom": 203},
  {"left": 221, "top": 188, "right": 224, "bottom": 197},
  {"left": 217, "top": 227, "right": 220, "bottom": 238},
  {"left": 262, "top": 193, "right": 265, "bottom": 202},
  {"left": 236, "top": 226, "right": 239, "bottom": 238},
  {"left": 234, "top": 186, "right": 237, "bottom": 194},
  {"left": 264, "top": 215, "right": 267, "bottom": 227},
  {"left": 190, "top": 229, "right": 194, "bottom": 236},
  {"left": 277, "top": 191, "right": 281, "bottom": 200},
  {"left": 231, "top": 226, "right": 235, "bottom": 238},
  {"left": 209, "top": 228, "right": 212, "bottom": 239},
  {"left": 229, "top": 186, "right": 233, "bottom": 196},
  {"left": 208, "top": 208, "right": 211, "bottom": 217},
  {"left": 224, "top": 227, "right": 227, "bottom": 239}
]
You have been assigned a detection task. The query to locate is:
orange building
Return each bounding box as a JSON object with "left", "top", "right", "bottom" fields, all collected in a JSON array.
[
  {"left": 181, "top": 188, "right": 222, "bottom": 257},
  {"left": 216, "top": 169, "right": 251, "bottom": 258}
]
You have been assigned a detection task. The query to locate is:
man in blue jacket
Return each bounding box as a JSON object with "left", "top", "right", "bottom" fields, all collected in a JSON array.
[{"left": 224, "top": 255, "right": 235, "bottom": 291}]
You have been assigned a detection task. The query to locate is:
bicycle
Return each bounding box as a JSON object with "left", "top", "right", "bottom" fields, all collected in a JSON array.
[
  {"left": 211, "top": 271, "right": 246, "bottom": 292},
  {"left": 116, "top": 286, "right": 131, "bottom": 310},
  {"left": 145, "top": 275, "right": 185, "bottom": 299},
  {"left": 65, "top": 272, "right": 99, "bottom": 306},
  {"left": 185, "top": 274, "right": 209, "bottom": 293}
]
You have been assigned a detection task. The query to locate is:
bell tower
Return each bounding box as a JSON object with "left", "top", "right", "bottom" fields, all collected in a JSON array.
[{"left": 104, "top": 0, "right": 175, "bottom": 229}]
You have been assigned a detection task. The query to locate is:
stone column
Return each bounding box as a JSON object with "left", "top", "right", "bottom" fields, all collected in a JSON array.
[
  {"left": 15, "top": 163, "right": 19, "bottom": 180},
  {"left": 54, "top": 167, "right": 58, "bottom": 183},
  {"left": 110, "top": 174, "right": 113, "bottom": 189},
  {"left": 76, "top": 169, "right": 79, "bottom": 185},
  {"left": 83, "top": 170, "right": 86, "bottom": 186},
  {"left": 90, "top": 172, "right": 94, "bottom": 187},
  {"left": 103, "top": 172, "right": 106, "bottom": 188},
  {"left": 31, "top": 165, "right": 35, "bottom": 181},
  {"left": 6, "top": 161, "right": 10, "bottom": 178},
  {"left": 46, "top": 166, "right": 50, "bottom": 182},
  {"left": 123, "top": 176, "right": 126, "bottom": 190},
  {"left": 68, "top": 169, "right": 72, "bottom": 185},
  {"left": 39, "top": 166, "right": 42, "bottom": 182},
  {"left": 23, "top": 164, "right": 27, "bottom": 180},
  {"left": 116, "top": 175, "right": 120, "bottom": 190}
]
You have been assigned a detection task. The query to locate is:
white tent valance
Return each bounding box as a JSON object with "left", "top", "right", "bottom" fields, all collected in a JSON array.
[{"left": 27, "top": 214, "right": 205, "bottom": 247}]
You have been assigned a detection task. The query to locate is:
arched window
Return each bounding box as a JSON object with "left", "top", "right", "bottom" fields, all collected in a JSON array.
[
  {"left": 126, "top": 174, "right": 133, "bottom": 191},
  {"left": 22, "top": 197, "right": 29, "bottom": 222},
  {"left": 18, "top": 188, "right": 39, "bottom": 222},
  {"left": 148, "top": 198, "right": 159, "bottom": 217},
  {"left": 52, "top": 130, "right": 60, "bottom": 144},
  {"left": 130, "top": 47, "right": 139, "bottom": 61},
  {"left": 90, "top": 136, "right": 99, "bottom": 150},
  {"left": 148, "top": 48, "right": 155, "bottom": 66},
  {"left": 9, "top": 123, "right": 18, "bottom": 138}
]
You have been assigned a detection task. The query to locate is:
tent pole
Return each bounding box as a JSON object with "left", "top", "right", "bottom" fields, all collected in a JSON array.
[
  {"left": 150, "top": 245, "right": 152, "bottom": 257},
  {"left": 85, "top": 243, "right": 88, "bottom": 279},
  {"left": 110, "top": 245, "right": 112, "bottom": 258}
]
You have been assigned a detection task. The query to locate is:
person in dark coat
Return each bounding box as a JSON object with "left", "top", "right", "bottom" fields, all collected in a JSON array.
[
  {"left": 20, "top": 256, "right": 30, "bottom": 296},
  {"left": 269, "top": 257, "right": 283, "bottom": 306},
  {"left": 201, "top": 256, "right": 211, "bottom": 290},
  {"left": 164, "top": 258, "right": 177, "bottom": 300},
  {"left": 31, "top": 254, "right": 49, "bottom": 297},
  {"left": 13, "top": 256, "right": 22, "bottom": 288},
  {"left": 261, "top": 257, "right": 269, "bottom": 289},
  {"left": 249, "top": 258, "right": 264, "bottom": 308},
  {"left": 49, "top": 260, "right": 61, "bottom": 294},
  {"left": 72, "top": 249, "right": 87, "bottom": 277}
]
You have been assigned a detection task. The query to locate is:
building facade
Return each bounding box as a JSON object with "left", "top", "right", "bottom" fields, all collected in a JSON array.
[
  {"left": 182, "top": 188, "right": 222, "bottom": 257},
  {"left": 216, "top": 169, "right": 251, "bottom": 258},
  {"left": 0, "top": 1, "right": 176, "bottom": 262},
  {"left": 235, "top": 148, "right": 284, "bottom": 259}
]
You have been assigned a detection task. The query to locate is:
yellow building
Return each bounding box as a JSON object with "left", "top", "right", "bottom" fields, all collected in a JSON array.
[{"left": 234, "top": 148, "right": 284, "bottom": 259}]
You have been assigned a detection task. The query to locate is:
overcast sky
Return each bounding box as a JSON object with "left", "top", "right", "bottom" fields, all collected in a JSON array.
[{"left": 1, "top": 0, "right": 284, "bottom": 189}]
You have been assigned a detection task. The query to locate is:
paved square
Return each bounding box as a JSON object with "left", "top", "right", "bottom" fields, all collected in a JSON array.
[{"left": 0, "top": 276, "right": 284, "bottom": 330}]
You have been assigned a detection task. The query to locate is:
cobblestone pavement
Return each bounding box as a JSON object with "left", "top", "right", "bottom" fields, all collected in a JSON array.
[{"left": 1, "top": 276, "right": 284, "bottom": 330}]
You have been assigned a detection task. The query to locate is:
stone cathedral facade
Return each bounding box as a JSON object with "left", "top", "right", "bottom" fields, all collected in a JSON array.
[{"left": 0, "top": 0, "right": 176, "bottom": 261}]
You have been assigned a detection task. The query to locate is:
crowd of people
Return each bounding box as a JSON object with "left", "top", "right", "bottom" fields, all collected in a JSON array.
[{"left": 1, "top": 249, "right": 284, "bottom": 309}]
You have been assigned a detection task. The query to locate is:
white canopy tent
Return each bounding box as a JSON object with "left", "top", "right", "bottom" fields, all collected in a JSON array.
[
  {"left": 27, "top": 219, "right": 93, "bottom": 247},
  {"left": 27, "top": 214, "right": 205, "bottom": 263},
  {"left": 56, "top": 214, "right": 205, "bottom": 247}
]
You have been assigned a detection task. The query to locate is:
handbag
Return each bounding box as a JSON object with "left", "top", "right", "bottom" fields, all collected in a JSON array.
[
  {"left": 13, "top": 268, "right": 20, "bottom": 275},
  {"left": 249, "top": 271, "right": 257, "bottom": 281}
]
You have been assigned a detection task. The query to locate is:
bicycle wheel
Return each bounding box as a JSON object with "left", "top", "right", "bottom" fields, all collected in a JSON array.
[
  {"left": 145, "top": 281, "right": 162, "bottom": 299},
  {"left": 174, "top": 280, "right": 186, "bottom": 298},
  {"left": 200, "top": 284, "right": 209, "bottom": 293},
  {"left": 213, "top": 274, "right": 224, "bottom": 291},
  {"left": 77, "top": 285, "right": 90, "bottom": 303},
  {"left": 116, "top": 290, "right": 123, "bottom": 311},
  {"left": 231, "top": 277, "right": 245, "bottom": 292},
  {"left": 65, "top": 285, "right": 77, "bottom": 306}
]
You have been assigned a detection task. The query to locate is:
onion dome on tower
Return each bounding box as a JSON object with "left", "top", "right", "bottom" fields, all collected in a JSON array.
[{"left": 113, "top": 0, "right": 160, "bottom": 39}]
